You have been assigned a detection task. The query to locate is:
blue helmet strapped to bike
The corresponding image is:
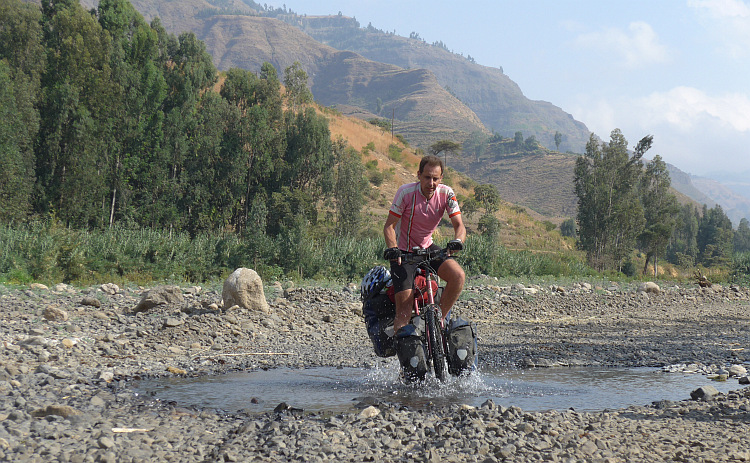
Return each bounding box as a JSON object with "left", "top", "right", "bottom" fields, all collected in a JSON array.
[{"left": 360, "top": 265, "right": 391, "bottom": 300}]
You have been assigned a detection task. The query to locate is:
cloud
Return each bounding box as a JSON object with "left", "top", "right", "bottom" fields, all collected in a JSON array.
[
  {"left": 572, "top": 21, "right": 669, "bottom": 68},
  {"left": 638, "top": 87, "right": 750, "bottom": 132},
  {"left": 569, "top": 87, "right": 750, "bottom": 174},
  {"left": 688, "top": 0, "right": 750, "bottom": 58}
]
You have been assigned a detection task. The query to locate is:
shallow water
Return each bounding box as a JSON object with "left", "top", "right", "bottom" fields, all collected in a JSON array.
[{"left": 134, "top": 364, "right": 743, "bottom": 414}]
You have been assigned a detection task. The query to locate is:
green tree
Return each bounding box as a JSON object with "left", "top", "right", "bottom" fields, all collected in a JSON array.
[
  {"left": 460, "top": 197, "right": 479, "bottom": 219},
  {"left": 478, "top": 213, "right": 501, "bottom": 238},
  {"left": 279, "top": 107, "right": 334, "bottom": 193},
  {"left": 560, "top": 218, "right": 576, "bottom": 238},
  {"left": 97, "top": 0, "right": 167, "bottom": 227},
  {"left": 0, "top": 0, "right": 44, "bottom": 221},
  {"left": 574, "top": 130, "right": 647, "bottom": 271},
  {"left": 638, "top": 155, "right": 679, "bottom": 276},
  {"left": 429, "top": 139, "right": 461, "bottom": 169},
  {"left": 697, "top": 204, "right": 734, "bottom": 266},
  {"left": 283, "top": 61, "right": 312, "bottom": 112},
  {"left": 554, "top": 131, "right": 562, "bottom": 151},
  {"left": 37, "top": 0, "right": 115, "bottom": 227},
  {"left": 666, "top": 204, "right": 700, "bottom": 267},
  {"left": 734, "top": 218, "right": 750, "bottom": 253},
  {"left": 334, "top": 143, "right": 368, "bottom": 236},
  {"left": 474, "top": 183, "right": 500, "bottom": 214},
  {"left": 464, "top": 131, "right": 488, "bottom": 162}
]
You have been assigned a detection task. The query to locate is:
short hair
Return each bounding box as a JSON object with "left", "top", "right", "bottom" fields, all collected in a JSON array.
[{"left": 418, "top": 155, "right": 444, "bottom": 176}]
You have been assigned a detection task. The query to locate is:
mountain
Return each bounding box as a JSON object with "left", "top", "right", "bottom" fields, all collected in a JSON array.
[
  {"left": 689, "top": 176, "right": 750, "bottom": 227},
  {"left": 66, "top": 0, "right": 747, "bottom": 223},
  {"left": 79, "top": 0, "right": 591, "bottom": 154},
  {"left": 281, "top": 13, "right": 591, "bottom": 153}
]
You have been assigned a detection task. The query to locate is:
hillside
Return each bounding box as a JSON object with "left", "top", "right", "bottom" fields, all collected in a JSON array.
[
  {"left": 274, "top": 12, "right": 592, "bottom": 153},
  {"left": 322, "top": 109, "right": 576, "bottom": 253},
  {"left": 79, "top": 0, "right": 590, "bottom": 155}
]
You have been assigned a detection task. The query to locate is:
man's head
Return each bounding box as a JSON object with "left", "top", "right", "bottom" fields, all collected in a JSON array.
[
  {"left": 418, "top": 155, "right": 444, "bottom": 176},
  {"left": 417, "top": 155, "right": 444, "bottom": 199}
]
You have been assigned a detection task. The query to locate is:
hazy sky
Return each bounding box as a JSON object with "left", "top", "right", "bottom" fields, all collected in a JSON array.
[{"left": 276, "top": 0, "right": 750, "bottom": 178}]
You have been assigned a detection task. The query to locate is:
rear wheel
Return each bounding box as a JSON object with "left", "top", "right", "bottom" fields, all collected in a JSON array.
[{"left": 424, "top": 305, "right": 447, "bottom": 381}]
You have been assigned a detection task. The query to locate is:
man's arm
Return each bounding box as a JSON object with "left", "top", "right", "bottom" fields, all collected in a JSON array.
[
  {"left": 383, "top": 212, "right": 400, "bottom": 248},
  {"left": 383, "top": 212, "right": 402, "bottom": 264},
  {"left": 451, "top": 213, "right": 466, "bottom": 242},
  {"left": 449, "top": 213, "right": 467, "bottom": 255}
]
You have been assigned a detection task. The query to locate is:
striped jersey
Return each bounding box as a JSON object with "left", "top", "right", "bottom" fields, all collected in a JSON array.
[{"left": 389, "top": 182, "right": 461, "bottom": 251}]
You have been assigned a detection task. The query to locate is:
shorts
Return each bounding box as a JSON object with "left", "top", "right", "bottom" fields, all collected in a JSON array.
[{"left": 390, "top": 244, "right": 452, "bottom": 294}]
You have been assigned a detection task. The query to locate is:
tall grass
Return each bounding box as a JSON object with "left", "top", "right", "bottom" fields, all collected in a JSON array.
[{"left": 0, "top": 220, "right": 593, "bottom": 285}]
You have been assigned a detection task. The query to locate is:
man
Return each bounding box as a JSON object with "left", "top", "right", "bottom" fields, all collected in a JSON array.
[{"left": 383, "top": 155, "right": 466, "bottom": 380}]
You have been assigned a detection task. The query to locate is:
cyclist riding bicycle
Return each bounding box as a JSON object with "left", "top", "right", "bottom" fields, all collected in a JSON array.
[{"left": 383, "top": 154, "right": 466, "bottom": 379}]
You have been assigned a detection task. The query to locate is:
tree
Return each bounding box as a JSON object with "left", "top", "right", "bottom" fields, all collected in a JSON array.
[
  {"left": 697, "top": 204, "right": 734, "bottom": 266},
  {"left": 560, "top": 218, "right": 576, "bottom": 238},
  {"left": 554, "top": 131, "right": 562, "bottom": 151},
  {"left": 334, "top": 143, "right": 368, "bottom": 236},
  {"left": 280, "top": 107, "right": 334, "bottom": 193},
  {"left": 574, "top": 130, "right": 647, "bottom": 271},
  {"left": 666, "top": 204, "right": 700, "bottom": 267},
  {"left": 464, "top": 131, "right": 488, "bottom": 162},
  {"left": 283, "top": 61, "right": 312, "bottom": 112},
  {"left": 0, "top": 0, "right": 44, "bottom": 222},
  {"left": 639, "top": 155, "right": 679, "bottom": 276},
  {"left": 478, "top": 214, "right": 501, "bottom": 238},
  {"left": 37, "top": 0, "right": 115, "bottom": 227},
  {"left": 734, "top": 218, "right": 750, "bottom": 253},
  {"left": 474, "top": 184, "right": 500, "bottom": 214},
  {"left": 429, "top": 139, "right": 461, "bottom": 168}
]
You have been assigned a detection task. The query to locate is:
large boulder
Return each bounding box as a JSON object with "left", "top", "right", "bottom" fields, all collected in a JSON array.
[
  {"left": 133, "top": 285, "right": 184, "bottom": 313},
  {"left": 222, "top": 268, "right": 270, "bottom": 314},
  {"left": 637, "top": 282, "right": 660, "bottom": 294}
]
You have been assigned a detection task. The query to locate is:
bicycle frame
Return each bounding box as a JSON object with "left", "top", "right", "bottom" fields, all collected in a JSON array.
[{"left": 405, "top": 247, "right": 449, "bottom": 381}]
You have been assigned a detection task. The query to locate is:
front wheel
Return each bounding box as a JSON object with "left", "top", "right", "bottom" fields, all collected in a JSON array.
[{"left": 424, "top": 305, "right": 447, "bottom": 381}]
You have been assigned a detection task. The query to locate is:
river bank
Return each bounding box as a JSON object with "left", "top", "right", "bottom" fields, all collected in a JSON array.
[{"left": 2, "top": 279, "right": 750, "bottom": 462}]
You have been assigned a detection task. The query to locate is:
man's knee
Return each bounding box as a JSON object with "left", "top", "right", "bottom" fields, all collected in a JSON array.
[{"left": 440, "top": 260, "right": 465, "bottom": 286}]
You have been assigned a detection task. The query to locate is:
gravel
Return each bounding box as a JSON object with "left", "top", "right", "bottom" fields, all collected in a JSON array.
[{"left": 2, "top": 278, "right": 750, "bottom": 462}]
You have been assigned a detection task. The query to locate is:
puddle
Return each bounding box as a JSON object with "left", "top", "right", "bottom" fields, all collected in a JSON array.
[{"left": 133, "top": 364, "right": 744, "bottom": 414}]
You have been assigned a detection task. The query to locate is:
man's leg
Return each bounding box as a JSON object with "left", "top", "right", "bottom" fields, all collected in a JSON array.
[
  {"left": 437, "top": 259, "right": 465, "bottom": 319},
  {"left": 393, "top": 289, "right": 413, "bottom": 332}
]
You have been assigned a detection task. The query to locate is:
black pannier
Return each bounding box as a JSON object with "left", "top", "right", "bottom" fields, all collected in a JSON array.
[{"left": 363, "top": 292, "right": 397, "bottom": 357}]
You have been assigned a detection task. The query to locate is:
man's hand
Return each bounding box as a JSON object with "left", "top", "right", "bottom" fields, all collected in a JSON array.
[
  {"left": 383, "top": 247, "right": 402, "bottom": 262},
  {"left": 447, "top": 239, "right": 463, "bottom": 255}
]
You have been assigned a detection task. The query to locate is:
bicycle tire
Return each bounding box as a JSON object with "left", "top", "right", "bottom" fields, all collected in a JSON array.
[{"left": 424, "top": 305, "right": 447, "bottom": 381}]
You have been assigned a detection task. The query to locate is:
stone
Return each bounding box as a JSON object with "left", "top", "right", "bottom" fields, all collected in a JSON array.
[
  {"left": 100, "top": 283, "right": 120, "bottom": 295},
  {"left": 728, "top": 364, "right": 747, "bottom": 377},
  {"left": 690, "top": 385, "right": 719, "bottom": 401},
  {"left": 43, "top": 306, "right": 68, "bottom": 322},
  {"left": 134, "top": 286, "right": 184, "bottom": 313},
  {"left": 30, "top": 283, "right": 49, "bottom": 291},
  {"left": 638, "top": 282, "right": 660, "bottom": 294},
  {"left": 81, "top": 297, "right": 101, "bottom": 308},
  {"left": 358, "top": 406, "right": 380, "bottom": 419},
  {"left": 167, "top": 366, "right": 187, "bottom": 375},
  {"left": 222, "top": 268, "right": 270, "bottom": 314},
  {"left": 98, "top": 437, "right": 115, "bottom": 449},
  {"left": 31, "top": 404, "right": 81, "bottom": 418},
  {"left": 163, "top": 318, "right": 184, "bottom": 328},
  {"left": 61, "top": 338, "right": 76, "bottom": 348}
]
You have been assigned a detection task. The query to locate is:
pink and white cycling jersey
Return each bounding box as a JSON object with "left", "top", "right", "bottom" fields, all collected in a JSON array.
[{"left": 389, "top": 182, "right": 461, "bottom": 251}]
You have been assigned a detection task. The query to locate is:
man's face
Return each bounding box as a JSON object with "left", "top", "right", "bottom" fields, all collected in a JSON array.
[{"left": 418, "top": 164, "right": 443, "bottom": 199}]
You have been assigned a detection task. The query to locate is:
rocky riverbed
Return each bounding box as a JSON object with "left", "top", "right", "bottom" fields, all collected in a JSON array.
[{"left": 3, "top": 278, "right": 750, "bottom": 462}]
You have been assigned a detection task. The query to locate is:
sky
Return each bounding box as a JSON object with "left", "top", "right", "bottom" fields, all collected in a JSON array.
[{"left": 276, "top": 0, "right": 750, "bottom": 179}]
